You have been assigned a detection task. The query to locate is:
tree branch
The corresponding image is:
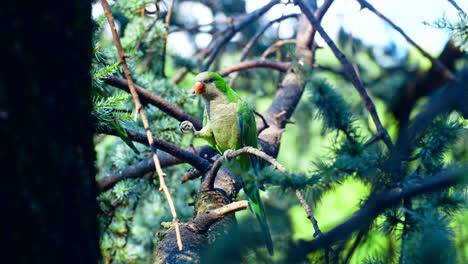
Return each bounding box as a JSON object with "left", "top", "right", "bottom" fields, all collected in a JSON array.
[
  {"left": 97, "top": 126, "right": 212, "bottom": 174},
  {"left": 218, "top": 60, "right": 290, "bottom": 76},
  {"left": 104, "top": 76, "right": 203, "bottom": 130},
  {"left": 97, "top": 145, "right": 216, "bottom": 193},
  {"left": 447, "top": 0, "right": 465, "bottom": 13},
  {"left": 261, "top": 39, "right": 297, "bottom": 59},
  {"left": 154, "top": 201, "right": 248, "bottom": 263},
  {"left": 205, "top": 147, "right": 324, "bottom": 241},
  {"left": 296, "top": 0, "right": 394, "bottom": 151}
]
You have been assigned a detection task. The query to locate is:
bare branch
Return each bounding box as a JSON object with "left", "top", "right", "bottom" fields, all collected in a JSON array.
[
  {"left": 99, "top": 127, "right": 211, "bottom": 172},
  {"left": 104, "top": 76, "right": 203, "bottom": 130},
  {"left": 101, "top": 0, "right": 183, "bottom": 249},
  {"left": 97, "top": 144, "right": 215, "bottom": 193},
  {"left": 296, "top": 0, "right": 394, "bottom": 150},
  {"left": 218, "top": 60, "right": 290, "bottom": 76},
  {"left": 261, "top": 39, "right": 297, "bottom": 59}
]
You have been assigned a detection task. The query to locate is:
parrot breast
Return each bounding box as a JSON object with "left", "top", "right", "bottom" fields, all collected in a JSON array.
[{"left": 209, "top": 102, "right": 240, "bottom": 154}]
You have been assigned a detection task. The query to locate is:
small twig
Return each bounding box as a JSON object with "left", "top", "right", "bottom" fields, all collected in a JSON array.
[
  {"left": 218, "top": 60, "right": 290, "bottom": 77},
  {"left": 261, "top": 39, "right": 297, "bottom": 59},
  {"left": 205, "top": 146, "right": 325, "bottom": 238},
  {"left": 295, "top": 190, "right": 323, "bottom": 237},
  {"left": 253, "top": 110, "right": 270, "bottom": 134},
  {"left": 157, "top": 0, "right": 176, "bottom": 78},
  {"left": 296, "top": 0, "right": 394, "bottom": 151},
  {"left": 100, "top": 0, "right": 183, "bottom": 250},
  {"left": 356, "top": 0, "right": 454, "bottom": 80},
  {"left": 363, "top": 132, "right": 384, "bottom": 148},
  {"left": 164, "top": 0, "right": 175, "bottom": 30},
  {"left": 447, "top": 0, "right": 465, "bottom": 13}
]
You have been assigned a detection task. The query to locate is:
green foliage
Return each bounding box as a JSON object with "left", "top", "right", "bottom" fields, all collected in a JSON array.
[
  {"left": 416, "top": 116, "right": 463, "bottom": 172},
  {"left": 307, "top": 77, "right": 358, "bottom": 140},
  {"left": 403, "top": 210, "right": 458, "bottom": 264}
]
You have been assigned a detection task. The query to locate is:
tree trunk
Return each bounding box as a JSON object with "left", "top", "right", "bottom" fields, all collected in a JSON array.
[{"left": 0, "top": 1, "right": 100, "bottom": 263}]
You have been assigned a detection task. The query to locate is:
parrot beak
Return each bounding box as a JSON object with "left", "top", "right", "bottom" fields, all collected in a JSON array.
[{"left": 194, "top": 81, "right": 205, "bottom": 95}]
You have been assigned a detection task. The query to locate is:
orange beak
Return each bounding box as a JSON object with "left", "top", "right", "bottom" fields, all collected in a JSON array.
[{"left": 194, "top": 81, "right": 205, "bottom": 95}]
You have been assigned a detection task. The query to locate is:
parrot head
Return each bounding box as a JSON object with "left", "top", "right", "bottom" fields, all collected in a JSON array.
[{"left": 193, "top": 72, "right": 228, "bottom": 100}]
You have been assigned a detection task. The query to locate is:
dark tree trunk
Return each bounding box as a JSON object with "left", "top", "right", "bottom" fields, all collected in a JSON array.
[{"left": 0, "top": 1, "right": 100, "bottom": 263}]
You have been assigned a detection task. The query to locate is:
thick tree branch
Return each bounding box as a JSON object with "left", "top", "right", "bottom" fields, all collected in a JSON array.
[
  {"left": 202, "top": 0, "right": 281, "bottom": 71},
  {"left": 291, "top": 169, "right": 466, "bottom": 260},
  {"left": 296, "top": 0, "right": 394, "bottom": 150},
  {"left": 105, "top": 76, "right": 203, "bottom": 130},
  {"left": 154, "top": 200, "right": 248, "bottom": 263}
]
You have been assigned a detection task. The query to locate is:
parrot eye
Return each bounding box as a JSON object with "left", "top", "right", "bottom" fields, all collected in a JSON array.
[{"left": 204, "top": 78, "right": 214, "bottom": 84}]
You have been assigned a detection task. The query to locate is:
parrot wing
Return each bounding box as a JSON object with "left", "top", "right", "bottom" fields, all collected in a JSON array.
[{"left": 237, "top": 101, "right": 274, "bottom": 255}]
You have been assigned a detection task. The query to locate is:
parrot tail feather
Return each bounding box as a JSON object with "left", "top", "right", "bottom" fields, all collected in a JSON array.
[{"left": 249, "top": 195, "right": 274, "bottom": 255}]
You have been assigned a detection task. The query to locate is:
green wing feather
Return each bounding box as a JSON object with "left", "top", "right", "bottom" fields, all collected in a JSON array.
[{"left": 237, "top": 101, "right": 274, "bottom": 255}]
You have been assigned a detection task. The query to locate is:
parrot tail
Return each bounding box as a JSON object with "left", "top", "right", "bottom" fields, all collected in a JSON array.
[{"left": 249, "top": 194, "right": 274, "bottom": 255}]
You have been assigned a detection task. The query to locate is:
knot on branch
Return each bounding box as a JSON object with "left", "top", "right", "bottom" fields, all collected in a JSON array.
[{"left": 194, "top": 190, "right": 231, "bottom": 217}]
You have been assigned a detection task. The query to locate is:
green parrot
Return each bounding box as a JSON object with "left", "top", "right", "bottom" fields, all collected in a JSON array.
[{"left": 180, "top": 71, "right": 273, "bottom": 255}]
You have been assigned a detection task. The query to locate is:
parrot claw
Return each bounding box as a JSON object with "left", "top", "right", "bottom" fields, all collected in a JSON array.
[
  {"left": 222, "top": 149, "right": 234, "bottom": 160},
  {"left": 179, "top": 121, "right": 196, "bottom": 134}
]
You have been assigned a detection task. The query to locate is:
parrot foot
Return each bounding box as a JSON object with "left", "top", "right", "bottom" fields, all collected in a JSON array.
[
  {"left": 179, "top": 121, "right": 196, "bottom": 134},
  {"left": 222, "top": 149, "right": 235, "bottom": 160}
]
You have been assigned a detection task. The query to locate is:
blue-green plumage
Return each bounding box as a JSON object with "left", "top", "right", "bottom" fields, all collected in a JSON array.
[{"left": 190, "top": 72, "right": 274, "bottom": 255}]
